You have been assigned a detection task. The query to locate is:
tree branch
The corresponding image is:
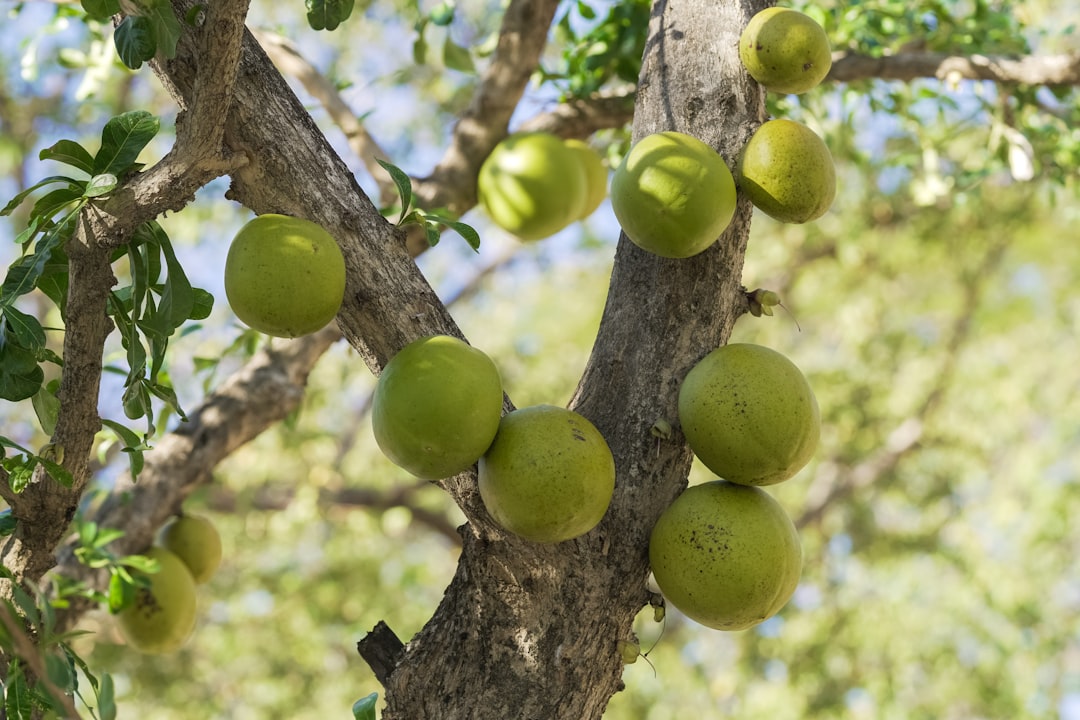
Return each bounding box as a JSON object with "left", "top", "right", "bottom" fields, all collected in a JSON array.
[
  {"left": 829, "top": 49, "right": 1080, "bottom": 86},
  {"left": 412, "top": 0, "right": 563, "bottom": 216}
]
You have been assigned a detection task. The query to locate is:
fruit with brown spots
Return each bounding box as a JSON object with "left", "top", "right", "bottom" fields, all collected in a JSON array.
[
  {"left": 737, "top": 118, "right": 836, "bottom": 224},
  {"left": 116, "top": 546, "right": 198, "bottom": 654},
  {"left": 739, "top": 7, "right": 832, "bottom": 95}
]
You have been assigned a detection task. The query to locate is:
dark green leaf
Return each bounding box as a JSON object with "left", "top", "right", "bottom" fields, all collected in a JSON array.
[
  {"left": 424, "top": 223, "right": 441, "bottom": 247},
  {"left": 2, "top": 306, "right": 47, "bottom": 352},
  {"left": 37, "top": 455, "right": 73, "bottom": 489},
  {"left": 442, "top": 38, "right": 474, "bottom": 73},
  {"left": 44, "top": 652, "right": 74, "bottom": 695},
  {"left": 156, "top": 224, "right": 195, "bottom": 329},
  {"left": 94, "top": 110, "right": 160, "bottom": 177},
  {"left": 188, "top": 288, "right": 214, "bottom": 321},
  {"left": 306, "top": 0, "right": 355, "bottom": 31},
  {"left": 352, "top": 692, "right": 378, "bottom": 720},
  {"left": 375, "top": 159, "right": 414, "bottom": 224},
  {"left": 83, "top": 173, "right": 118, "bottom": 198},
  {"left": 0, "top": 511, "right": 16, "bottom": 538},
  {"left": 1, "top": 175, "right": 81, "bottom": 216},
  {"left": 30, "top": 185, "right": 84, "bottom": 222},
  {"left": 113, "top": 14, "right": 156, "bottom": 70},
  {"left": 147, "top": 380, "right": 187, "bottom": 422},
  {"left": 81, "top": 0, "right": 121, "bottom": 21},
  {"left": 444, "top": 219, "right": 481, "bottom": 252},
  {"left": 2, "top": 250, "right": 49, "bottom": 303},
  {"left": 39, "top": 140, "right": 96, "bottom": 176},
  {"left": 144, "top": 0, "right": 182, "bottom": 59},
  {"left": 0, "top": 341, "right": 43, "bottom": 402}
]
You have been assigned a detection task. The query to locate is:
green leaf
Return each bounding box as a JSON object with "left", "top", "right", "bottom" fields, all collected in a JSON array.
[
  {"left": 155, "top": 223, "right": 195, "bottom": 329},
  {"left": 4, "top": 661, "right": 32, "bottom": 720},
  {"left": 44, "top": 652, "right": 74, "bottom": 695},
  {"left": 144, "top": 0, "right": 182, "bottom": 59},
  {"left": 5, "top": 458, "right": 35, "bottom": 493},
  {"left": 97, "top": 673, "right": 116, "bottom": 720},
  {"left": 188, "top": 288, "right": 214, "bottom": 321},
  {"left": 94, "top": 110, "right": 160, "bottom": 177},
  {"left": 306, "top": 0, "right": 355, "bottom": 31},
  {"left": 443, "top": 219, "right": 481, "bottom": 252},
  {"left": 100, "top": 419, "right": 147, "bottom": 478},
  {"left": 39, "top": 139, "right": 96, "bottom": 176},
  {"left": 2, "top": 306, "right": 47, "bottom": 352},
  {"left": 84, "top": 173, "right": 119, "bottom": 198},
  {"left": 114, "top": 14, "right": 156, "bottom": 70},
  {"left": 107, "top": 571, "right": 134, "bottom": 613},
  {"left": 81, "top": 0, "right": 121, "bottom": 21},
  {"left": 352, "top": 692, "right": 378, "bottom": 720},
  {"left": 1, "top": 175, "right": 81, "bottom": 217},
  {"left": 0, "top": 341, "right": 44, "bottom": 402},
  {"left": 30, "top": 185, "right": 85, "bottom": 222},
  {"left": 37, "top": 455, "right": 73, "bottom": 489},
  {"left": 375, "top": 159, "right": 414, "bottom": 224},
  {"left": 442, "top": 38, "right": 474, "bottom": 73},
  {"left": 31, "top": 381, "right": 61, "bottom": 436}
]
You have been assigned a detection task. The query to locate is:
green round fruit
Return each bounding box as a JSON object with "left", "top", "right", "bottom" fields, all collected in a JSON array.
[
  {"left": 610, "top": 131, "right": 737, "bottom": 258},
  {"left": 678, "top": 343, "right": 819, "bottom": 486},
  {"left": 224, "top": 214, "right": 346, "bottom": 338},
  {"left": 649, "top": 480, "right": 802, "bottom": 631},
  {"left": 478, "top": 404, "right": 615, "bottom": 543},
  {"left": 160, "top": 514, "right": 222, "bottom": 585},
  {"left": 564, "top": 138, "right": 608, "bottom": 220},
  {"left": 477, "top": 132, "right": 588, "bottom": 241},
  {"left": 737, "top": 119, "right": 836, "bottom": 224},
  {"left": 372, "top": 335, "right": 503, "bottom": 480},
  {"left": 739, "top": 7, "right": 832, "bottom": 95},
  {"left": 117, "top": 546, "right": 198, "bottom": 654}
]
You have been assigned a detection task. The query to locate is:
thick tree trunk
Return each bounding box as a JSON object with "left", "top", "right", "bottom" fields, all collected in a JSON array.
[{"left": 373, "top": 0, "right": 767, "bottom": 717}]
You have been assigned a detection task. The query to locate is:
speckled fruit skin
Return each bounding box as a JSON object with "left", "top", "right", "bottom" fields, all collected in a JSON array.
[
  {"left": 610, "top": 131, "right": 737, "bottom": 258},
  {"left": 649, "top": 480, "right": 802, "bottom": 631},
  {"left": 117, "top": 547, "right": 198, "bottom": 654},
  {"left": 224, "top": 214, "right": 346, "bottom": 338},
  {"left": 160, "top": 514, "right": 222, "bottom": 585},
  {"left": 478, "top": 405, "right": 616, "bottom": 543},
  {"left": 678, "top": 343, "right": 820, "bottom": 486},
  {"left": 477, "top": 132, "right": 588, "bottom": 241},
  {"left": 372, "top": 335, "right": 504, "bottom": 480},
  {"left": 739, "top": 7, "right": 832, "bottom": 95},
  {"left": 737, "top": 119, "right": 836, "bottom": 224},
  {"left": 564, "top": 139, "right": 608, "bottom": 220}
]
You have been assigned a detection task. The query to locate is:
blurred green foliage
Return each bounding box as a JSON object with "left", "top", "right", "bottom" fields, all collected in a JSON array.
[{"left": 1, "top": 0, "right": 1079, "bottom": 718}]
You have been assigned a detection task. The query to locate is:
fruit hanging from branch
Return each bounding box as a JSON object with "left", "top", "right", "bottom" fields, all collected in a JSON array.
[
  {"left": 116, "top": 547, "right": 199, "bottom": 655},
  {"left": 739, "top": 7, "right": 832, "bottom": 95},
  {"left": 737, "top": 118, "right": 837, "bottom": 224}
]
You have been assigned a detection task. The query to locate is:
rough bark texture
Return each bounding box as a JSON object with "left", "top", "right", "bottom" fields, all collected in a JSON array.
[{"left": 374, "top": 0, "right": 767, "bottom": 717}]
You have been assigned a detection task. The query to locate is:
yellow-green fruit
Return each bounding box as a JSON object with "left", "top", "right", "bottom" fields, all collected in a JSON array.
[
  {"left": 564, "top": 139, "right": 608, "bottom": 219},
  {"left": 739, "top": 7, "right": 832, "bottom": 95},
  {"left": 610, "top": 131, "right": 736, "bottom": 258},
  {"left": 738, "top": 119, "right": 836, "bottom": 223},
  {"left": 160, "top": 514, "right": 222, "bottom": 585},
  {"left": 649, "top": 480, "right": 802, "bottom": 631},
  {"left": 224, "top": 214, "right": 346, "bottom": 337},
  {"left": 478, "top": 405, "right": 615, "bottom": 543},
  {"left": 477, "top": 132, "right": 588, "bottom": 241},
  {"left": 117, "top": 547, "right": 198, "bottom": 654},
  {"left": 679, "top": 343, "right": 819, "bottom": 486},
  {"left": 372, "top": 335, "right": 503, "bottom": 480}
]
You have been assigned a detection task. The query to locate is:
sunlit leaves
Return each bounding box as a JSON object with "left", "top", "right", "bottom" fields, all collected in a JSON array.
[{"left": 306, "top": 0, "right": 355, "bottom": 31}]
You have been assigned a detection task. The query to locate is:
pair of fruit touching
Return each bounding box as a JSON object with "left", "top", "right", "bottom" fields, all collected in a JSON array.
[
  {"left": 372, "top": 335, "right": 615, "bottom": 543},
  {"left": 116, "top": 514, "right": 223, "bottom": 654},
  {"left": 609, "top": 9, "right": 834, "bottom": 258},
  {"left": 477, "top": 132, "right": 608, "bottom": 242},
  {"left": 224, "top": 213, "right": 347, "bottom": 338},
  {"left": 649, "top": 343, "right": 819, "bottom": 630}
]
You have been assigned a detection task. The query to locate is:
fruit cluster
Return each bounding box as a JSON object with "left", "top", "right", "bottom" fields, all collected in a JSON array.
[
  {"left": 372, "top": 335, "right": 615, "bottom": 544},
  {"left": 116, "top": 514, "right": 223, "bottom": 654}
]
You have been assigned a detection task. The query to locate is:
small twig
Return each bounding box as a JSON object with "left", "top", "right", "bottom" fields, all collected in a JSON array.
[
  {"left": 357, "top": 620, "right": 406, "bottom": 686},
  {"left": 0, "top": 603, "right": 82, "bottom": 718}
]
